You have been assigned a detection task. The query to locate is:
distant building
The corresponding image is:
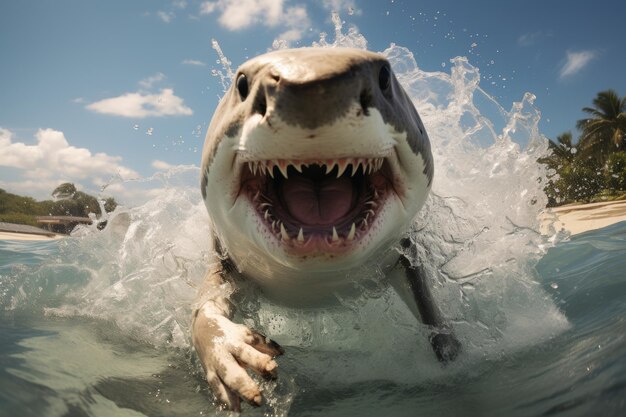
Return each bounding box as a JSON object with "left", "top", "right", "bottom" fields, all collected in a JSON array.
[{"left": 35, "top": 216, "right": 92, "bottom": 234}]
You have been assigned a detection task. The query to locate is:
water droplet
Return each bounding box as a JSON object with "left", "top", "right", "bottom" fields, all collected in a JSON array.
[
  {"left": 348, "top": 7, "right": 354, "bottom": 15},
  {"left": 133, "top": 124, "right": 139, "bottom": 130},
  {"left": 146, "top": 127, "right": 154, "bottom": 136},
  {"left": 550, "top": 282, "right": 558, "bottom": 289},
  {"left": 441, "top": 62, "right": 446, "bottom": 68}
]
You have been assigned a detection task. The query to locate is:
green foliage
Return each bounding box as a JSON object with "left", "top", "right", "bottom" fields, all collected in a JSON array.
[
  {"left": 0, "top": 212, "right": 39, "bottom": 226},
  {"left": 52, "top": 182, "right": 78, "bottom": 199},
  {"left": 606, "top": 151, "right": 626, "bottom": 191},
  {"left": 0, "top": 185, "right": 118, "bottom": 228},
  {"left": 541, "top": 90, "right": 626, "bottom": 206},
  {"left": 50, "top": 191, "right": 100, "bottom": 217},
  {"left": 543, "top": 157, "right": 604, "bottom": 206},
  {"left": 561, "top": 164, "right": 604, "bottom": 203},
  {"left": 104, "top": 197, "right": 118, "bottom": 213},
  {"left": 0, "top": 189, "right": 47, "bottom": 216},
  {"left": 576, "top": 89, "right": 626, "bottom": 165}
]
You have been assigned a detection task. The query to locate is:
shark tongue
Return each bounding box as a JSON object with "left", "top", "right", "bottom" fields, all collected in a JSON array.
[{"left": 281, "top": 175, "right": 354, "bottom": 226}]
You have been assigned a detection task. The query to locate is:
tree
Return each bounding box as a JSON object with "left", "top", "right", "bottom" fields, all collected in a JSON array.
[
  {"left": 576, "top": 89, "right": 626, "bottom": 165},
  {"left": 47, "top": 184, "right": 117, "bottom": 217},
  {"left": 540, "top": 132, "right": 579, "bottom": 206},
  {"left": 52, "top": 182, "right": 77, "bottom": 200},
  {"left": 103, "top": 197, "right": 118, "bottom": 213},
  {"left": 605, "top": 151, "right": 626, "bottom": 192},
  {"left": 0, "top": 185, "right": 119, "bottom": 230},
  {"left": 539, "top": 132, "right": 577, "bottom": 170}
]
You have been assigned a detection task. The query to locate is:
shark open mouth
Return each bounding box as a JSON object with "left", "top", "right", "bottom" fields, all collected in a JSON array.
[{"left": 240, "top": 157, "right": 393, "bottom": 251}]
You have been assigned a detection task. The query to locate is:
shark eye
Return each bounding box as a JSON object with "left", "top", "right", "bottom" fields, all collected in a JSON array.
[
  {"left": 236, "top": 74, "right": 249, "bottom": 100},
  {"left": 378, "top": 65, "right": 391, "bottom": 92}
]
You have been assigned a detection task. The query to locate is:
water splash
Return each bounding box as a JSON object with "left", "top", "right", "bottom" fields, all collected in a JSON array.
[
  {"left": 313, "top": 12, "right": 367, "bottom": 50},
  {"left": 210, "top": 38, "right": 235, "bottom": 92},
  {"left": 1, "top": 14, "right": 569, "bottom": 416}
]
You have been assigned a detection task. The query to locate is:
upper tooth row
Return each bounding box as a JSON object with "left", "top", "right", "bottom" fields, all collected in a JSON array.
[{"left": 247, "top": 158, "right": 384, "bottom": 178}]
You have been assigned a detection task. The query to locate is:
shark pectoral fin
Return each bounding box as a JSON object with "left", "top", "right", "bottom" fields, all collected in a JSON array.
[
  {"left": 429, "top": 331, "right": 461, "bottom": 363},
  {"left": 398, "top": 238, "right": 462, "bottom": 362}
]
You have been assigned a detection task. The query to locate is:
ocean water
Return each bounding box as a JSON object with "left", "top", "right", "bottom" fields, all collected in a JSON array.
[
  {"left": 1, "top": 17, "right": 625, "bottom": 417},
  {"left": 1, "top": 223, "right": 625, "bottom": 417}
]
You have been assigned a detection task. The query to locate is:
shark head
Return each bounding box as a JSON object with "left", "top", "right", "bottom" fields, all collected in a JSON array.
[{"left": 201, "top": 47, "right": 433, "bottom": 291}]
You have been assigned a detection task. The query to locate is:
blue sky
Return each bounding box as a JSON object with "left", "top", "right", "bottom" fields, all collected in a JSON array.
[{"left": 1, "top": 0, "right": 625, "bottom": 203}]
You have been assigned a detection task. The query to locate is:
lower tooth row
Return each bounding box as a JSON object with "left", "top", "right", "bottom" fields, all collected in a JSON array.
[
  {"left": 261, "top": 194, "right": 379, "bottom": 242},
  {"left": 274, "top": 223, "right": 358, "bottom": 243}
]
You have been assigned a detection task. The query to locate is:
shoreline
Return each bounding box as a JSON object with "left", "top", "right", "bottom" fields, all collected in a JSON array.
[
  {"left": 0, "top": 231, "right": 65, "bottom": 241},
  {"left": 1, "top": 200, "right": 625, "bottom": 241},
  {"left": 540, "top": 199, "right": 626, "bottom": 236},
  {"left": 0, "top": 222, "right": 65, "bottom": 241}
]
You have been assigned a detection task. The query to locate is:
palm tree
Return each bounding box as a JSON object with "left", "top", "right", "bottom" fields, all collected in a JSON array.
[
  {"left": 539, "top": 131, "right": 577, "bottom": 170},
  {"left": 576, "top": 89, "right": 626, "bottom": 165}
]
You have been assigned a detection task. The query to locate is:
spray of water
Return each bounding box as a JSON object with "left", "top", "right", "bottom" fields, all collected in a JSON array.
[{"left": 1, "top": 14, "right": 569, "bottom": 416}]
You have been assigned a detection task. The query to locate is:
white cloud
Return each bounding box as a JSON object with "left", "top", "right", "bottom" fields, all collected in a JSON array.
[
  {"left": 0, "top": 178, "right": 70, "bottom": 199},
  {"left": 277, "top": 5, "right": 308, "bottom": 42},
  {"left": 199, "top": 0, "right": 311, "bottom": 44},
  {"left": 152, "top": 160, "right": 176, "bottom": 170},
  {"left": 0, "top": 128, "right": 140, "bottom": 199},
  {"left": 182, "top": 59, "right": 207, "bottom": 66},
  {"left": 559, "top": 50, "right": 598, "bottom": 79},
  {"left": 139, "top": 72, "right": 166, "bottom": 89},
  {"left": 173, "top": 0, "right": 187, "bottom": 9},
  {"left": 321, "top": 0, "right": 359, "bottom": 14},
  {"left": 517, "top": 31, "right": 543, "bottom": 47},
  {"left": 157, "top": 10, "right": 175, "bottom": 23},
  {"left": 86, "top": 88, "right": 193, "bottom": 118},
  {"left": 200, "top": 0, "right": 283, "bottom": 30}
]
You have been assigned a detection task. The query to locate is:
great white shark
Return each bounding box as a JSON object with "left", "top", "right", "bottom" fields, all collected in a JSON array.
[{"left": 192, "top": 47, "right": 460, "bottom": 411}]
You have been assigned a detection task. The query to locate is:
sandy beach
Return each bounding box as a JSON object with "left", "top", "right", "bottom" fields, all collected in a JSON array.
[
  {"left": 541, "top": 199, "right": 626, "bottom": 236},
  {"left": 0, "top": 231, "right": 65, "bottom": 241},
  {"left": 0, "top": 222, "right": 64, "bottom": 241}
]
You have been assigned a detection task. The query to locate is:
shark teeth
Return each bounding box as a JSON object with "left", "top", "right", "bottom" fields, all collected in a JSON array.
[
  {"left": 280, "top": 223, "right": 290, "bottom": 241},
  {"left": 268, "top": 221, "right": 366, "bottom": 246},
  {"left": 252, "top": 183, "right": 387, "bottom": 244},
  {"left": 347, "top": 222, "right": 356, "bottom": 241},
  {"left": 247, "top": 156, "right": 388, "bottom": 246},
  {"left": 246, "top": 157, "right": 386, "bottom": 179}
]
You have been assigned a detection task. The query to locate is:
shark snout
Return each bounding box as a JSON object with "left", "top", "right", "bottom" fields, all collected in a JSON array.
[{"left": 249, "top": 59, "right": 383, "bottom": 130}]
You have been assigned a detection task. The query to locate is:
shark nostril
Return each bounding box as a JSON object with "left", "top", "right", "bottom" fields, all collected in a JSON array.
[
  {"left": 254, "top": 94, "right": 267, "bottom": 117},
  {"left": 359, "top": 89, "right": 372, "bottom": 115},
  {"left": 378, "top": 65, "right": 391, "bottom": 91}
]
